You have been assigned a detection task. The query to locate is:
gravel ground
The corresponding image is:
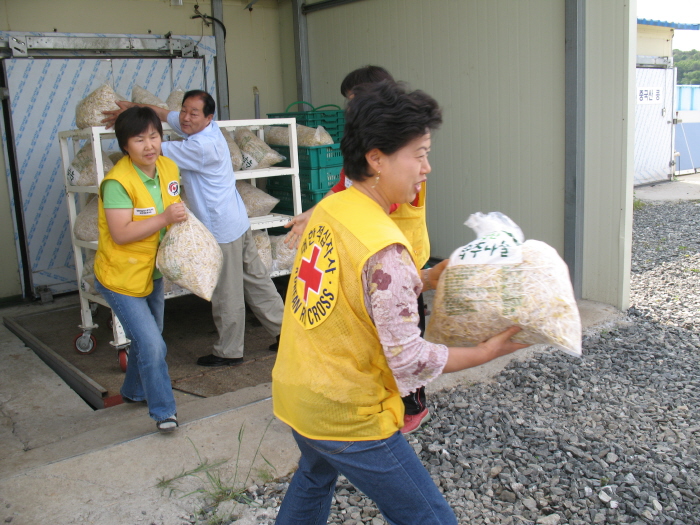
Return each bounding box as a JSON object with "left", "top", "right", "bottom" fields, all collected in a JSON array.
[{"left": 195, "top": 201, "right": 700, "bottom": 525}]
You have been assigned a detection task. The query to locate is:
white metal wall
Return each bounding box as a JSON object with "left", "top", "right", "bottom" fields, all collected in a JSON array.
[
  {"left": 583, "top": 0, "right": 635, "bottom": 309},
  {"left": 1, "top": 32, "right": 216, "bottom": 295},
  {"left": 634, "top": 68, "right": 675, "bottom": 184},
  {"left": 303, "top": 0, "right": 566, "bottom": 260},
  {"left": 637, "top": 25, "right": 674, "bottom": 58}
]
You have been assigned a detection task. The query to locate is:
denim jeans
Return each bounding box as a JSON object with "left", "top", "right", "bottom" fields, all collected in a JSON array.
[
  {"left": 275, "top": 430, "right": 457, "bottom": 525},
  {"left": 94, "top": 277, "right": 176, "bottom": 422}
]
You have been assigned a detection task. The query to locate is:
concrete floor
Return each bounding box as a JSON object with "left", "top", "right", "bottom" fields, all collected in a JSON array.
[{"left": 1, "top": 176, "right": 691, "bottom": 524}]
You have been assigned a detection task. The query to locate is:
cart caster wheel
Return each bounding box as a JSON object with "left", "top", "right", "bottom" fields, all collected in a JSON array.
[
  {"left": 118, "top": 348, "right": 129, "bottom": 372},
  {"left": 74, "top": 333, "right": 97, "bottom": 355}
]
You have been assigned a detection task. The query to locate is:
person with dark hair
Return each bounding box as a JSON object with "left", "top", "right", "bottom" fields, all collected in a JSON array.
[
  {"left": 339, "top": 64, "right": 393, "bottom": 98},
  {"left": 94, "top": 106, "right": 187, "bottom": 433},
  {"left": 285, "top": 66, "right": 433, "bottom": 434},
  {"left": 103, "top": 90, "right": 284, "bottom": 367},
  {"left": 272, "top": 81, "right": 529, "bottom": 524}
]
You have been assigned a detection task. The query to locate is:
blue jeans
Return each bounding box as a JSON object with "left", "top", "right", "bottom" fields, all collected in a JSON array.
[
  {"left": 275, "top": 430, "right": 457, "bottom": 525},
  {"left": 94, "top": 277, "right": 176, "bottom": 422}
]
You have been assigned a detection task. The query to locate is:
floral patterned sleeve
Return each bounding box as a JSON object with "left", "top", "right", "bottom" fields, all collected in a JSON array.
[{"left": 362, "top": 244, "right": 449, "bottom": 397}]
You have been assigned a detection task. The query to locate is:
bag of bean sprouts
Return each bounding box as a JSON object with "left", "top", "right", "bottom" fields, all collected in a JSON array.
[
  {"left": 236, "top": 180, "right": 279, "bottom": 217},
  {"left": 81, "top": 252, "right": 97, "bottom": 295},
  {"left": 252, "top": 229, "right": 272, "bottom": 272},
  {"left": 67, "top": 142, "right": 114, "bottom": 186},
  {"left": 131, "top": 85, "right": 168, "bottom": 109},
  {"left": 166, "top": 88, "right": 185, "bottom": 112},
  {"left": 107, "top": 151, "right": 124, "bottom": 165},
  {"left": 425, "top": 212, "right": 582, "bottom": 356},
  {"left": 75, "top": 83, "right": 127, "bottom": 129},
  {"left": 73, "top": 195, "right": 99, "bottom": 242},
  {"left": 223, "top": 130, "right": 244, "bottom": 171},
  {"left": 264, "top": 124, "right": 333, "bottom": 147},
  {"left": 234, "top": 128, "right": 285, "bottom": 170},
  {"left": 156, "top": 206, "right": 223, "bottom": 301},
  {"left": 162, "top": 277, "right": 186, "bottom": 296},
  {"left": 270, "top": 234, "right": 297, "bottom": 272}
]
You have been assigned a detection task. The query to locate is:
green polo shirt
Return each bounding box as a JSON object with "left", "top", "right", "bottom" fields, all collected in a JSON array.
[{"left": 102, "top": 163, "right": 166, "bottom": 280}]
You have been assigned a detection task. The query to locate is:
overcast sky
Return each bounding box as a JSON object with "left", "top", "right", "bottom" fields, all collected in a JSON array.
[{"left": 637, "top": 0, "right": 700, "bottom": 51}]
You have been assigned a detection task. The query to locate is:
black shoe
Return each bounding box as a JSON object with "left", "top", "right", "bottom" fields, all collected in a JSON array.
[
  {"left": 196, "top": 354, "right": 244, "bottom": 367},
  {"left": 268, "top": 335, "right": 281, "bottom": 352}
]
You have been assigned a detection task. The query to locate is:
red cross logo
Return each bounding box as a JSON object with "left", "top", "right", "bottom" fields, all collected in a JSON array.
[{"left": 298, "top": 244, "right": 324, "bottom": 302}]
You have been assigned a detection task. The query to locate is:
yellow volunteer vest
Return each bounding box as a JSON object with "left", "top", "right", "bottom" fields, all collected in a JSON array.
[
  {"left": 272, "top": 187, "right": 420, "bottom": 441},
  {"left": 94, "top": 155, "right": 181, "bottom": 297},
  {"left": 391, "top": 181, "right": 430, "bottom": 268}
]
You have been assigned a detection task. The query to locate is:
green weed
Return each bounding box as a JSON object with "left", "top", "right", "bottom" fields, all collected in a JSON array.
[
  {"left": 156, "top": 438, "right": 227, "bottom": 497},
  {"left": 156, "top": 421, "right": 277, "bottom": 521}
]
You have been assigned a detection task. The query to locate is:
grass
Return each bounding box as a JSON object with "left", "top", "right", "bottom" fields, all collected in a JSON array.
[
  {"left": 156, "top": 422, "right": 277, "bottom": 522},
  {"left": 156, "top": 439, "right": 227, "bottom": 497},
  {"left": 633, "top": 197, "right": 647, "bottom": 211}
]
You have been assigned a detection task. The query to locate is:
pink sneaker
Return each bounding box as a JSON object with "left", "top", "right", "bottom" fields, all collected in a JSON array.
[{"left": 401, "top": 408, "right": 430, "bottom": 434}]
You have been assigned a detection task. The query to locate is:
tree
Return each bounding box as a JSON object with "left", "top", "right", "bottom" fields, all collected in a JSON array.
[{"left": 674, "top": 49, "right": 700, "bottom": 85}]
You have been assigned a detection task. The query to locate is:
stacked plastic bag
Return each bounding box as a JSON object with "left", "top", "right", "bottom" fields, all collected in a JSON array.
[
  {"left": 223, "top": 130, "right": 244, "bottom": 171},
  {"left": 425, "top": 212, "right": 582, "bottom": 357},
  {"left": 166, "top": 89, "right": 185, "bottom": 112},
  {"left": 73, "top": 195, "right": 99, "bottom": 242},
  {"left": 75, "top": 84, "right": 127, "bottom": 129},
  {"left": 234, "top": 128, "right": 285, "bottom": 170},
  {"left": 67, "top": 142, "right": 114, "bottom": 187},
  {"left": 81, "top": 252, "right": 97, "bottom": 296},
  {"left": 270, "top": 234, "right": 296, "bottom": 273},
  {"left": 236, "top": 181, "right": 279, "bottom": 218},
  {"left": 264, "top": 124, "right": 333, "bottom": 147},
  {"left": 131, "top": 85, "right": 168, "bottom": 109},
  {"left": 252, "top": 230, "right": 273, "bottom": 272}
]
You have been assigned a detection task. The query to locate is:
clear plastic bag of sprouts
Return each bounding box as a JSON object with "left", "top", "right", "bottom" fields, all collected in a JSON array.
[
  {"left": 156, "top": 206, "right": 223, "bottom": 301},
  {"left": 425, "top": 212, "right": 582, "bottom": 357}
]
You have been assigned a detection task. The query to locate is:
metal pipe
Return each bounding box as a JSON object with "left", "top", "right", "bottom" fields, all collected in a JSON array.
[
  {"left": 564, "top": 0, "right": 585, "bottom": 298},
  {"left": 211, "top": 0, "right": 230, "bottom": 119},
  {"left": 254, "top": 87, "right": 260, "bottom": 119},
  {"left": 302, "top": 0, "right": 367, "bottom": 15},
  {"left": 292, "top": 0, "right": 312, "bottom": 103}
]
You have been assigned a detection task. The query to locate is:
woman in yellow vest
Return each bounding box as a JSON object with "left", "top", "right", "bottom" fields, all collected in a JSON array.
[
  {"left": 93, "top": 106, "right": 186, "bottom": 433},
  {"left": 284, "top": 65, "right": 433, "bottom": 434},
  {"left": 272, "top": 81, "right": 529, "bottom": 524}
]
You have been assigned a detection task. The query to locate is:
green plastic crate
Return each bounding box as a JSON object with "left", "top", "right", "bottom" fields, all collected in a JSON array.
[
  {"left": 270, "top": 144, "right": 343, "bottom": 170},
  {"left": 266, "top": 166, "right": 341, "bottom": 193},
  {"left": 268, "top": 187, "right": 327, "bottom": 213}
]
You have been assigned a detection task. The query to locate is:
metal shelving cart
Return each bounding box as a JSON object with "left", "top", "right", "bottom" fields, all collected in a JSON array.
[{"left": 58, "top": 118, "right": 300, "bottom": 371}]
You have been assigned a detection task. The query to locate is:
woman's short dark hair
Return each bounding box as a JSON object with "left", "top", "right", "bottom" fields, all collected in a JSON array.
[
  {"left": 183, "top": 89, "right": 216, "bottom": 117},
  {"left": 114, "top": 106, "right": 163, "bottom": 154},
  {"left": 341, "top": 81, "right": 442, "bottom": 182},
  {"left": 340, "top": 65, "right": 394, "bottom": 98}
]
